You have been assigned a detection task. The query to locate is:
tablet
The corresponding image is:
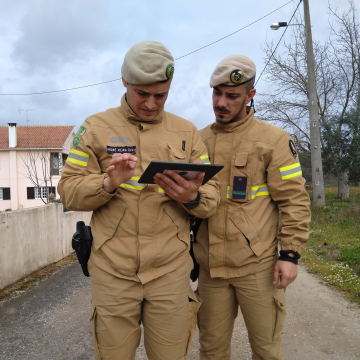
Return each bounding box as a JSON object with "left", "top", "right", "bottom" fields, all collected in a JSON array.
[{"left": 138, "top": 161, "right": 224, "bottom": 185}]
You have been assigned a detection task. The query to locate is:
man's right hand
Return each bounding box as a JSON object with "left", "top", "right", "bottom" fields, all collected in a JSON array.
[{"left": 103, "top": 153, "right": 138, "bottom": 193}]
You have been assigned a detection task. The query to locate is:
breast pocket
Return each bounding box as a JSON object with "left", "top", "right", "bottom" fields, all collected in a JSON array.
[
  {"left": 167, "top": 143, "right": 187, "bottom": 162},
  {"left": 229, "top": 152, "right": 251, "bottom": 203}
]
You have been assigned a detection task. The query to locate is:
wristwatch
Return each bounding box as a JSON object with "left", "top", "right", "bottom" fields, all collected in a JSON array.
[{"left": 183, "top": 191, "right": 201, "bottom": 209}]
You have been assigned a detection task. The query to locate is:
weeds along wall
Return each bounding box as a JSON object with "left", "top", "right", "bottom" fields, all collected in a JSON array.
[{"left": 0, "top": 203, "right": 92, "bottom": 290}]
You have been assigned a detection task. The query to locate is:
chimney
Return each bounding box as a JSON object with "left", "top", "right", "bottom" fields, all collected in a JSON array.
[{"left": 8, "top": 123, "right": 17, "bottom": 148}]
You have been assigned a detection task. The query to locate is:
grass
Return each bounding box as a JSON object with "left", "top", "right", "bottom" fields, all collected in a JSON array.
[
  {"left": 301, "top": 186, "right": 360, "bottom": 305},
  {"left": 0, "top": 252, "right": 78, "bottom": 303}
]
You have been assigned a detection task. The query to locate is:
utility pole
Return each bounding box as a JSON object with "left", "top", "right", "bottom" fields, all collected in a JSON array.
[{"left": 303, "top": 0, "right": 325, "bottom": 206}]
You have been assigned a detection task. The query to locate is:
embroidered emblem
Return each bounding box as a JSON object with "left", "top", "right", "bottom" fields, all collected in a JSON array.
[
  {"left": 232, "top": 176, "right": 247, "bottom": 199},
  {"left": 230, "top": 69, "right": 244, "bottom": 84},
  {"left": 73, "top": 126, "right": 86, "bottom": 147},
  {"left": 106, "top": 145, "right": 136, "bottom": 155},
  {"left": 289, "top": 139, "right": 297, "bottom": 159},
  {"left": 166, "top": 63, "right": 175, "bottom": 79}
]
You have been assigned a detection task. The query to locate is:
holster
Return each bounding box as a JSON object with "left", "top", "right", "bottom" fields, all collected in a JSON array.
[
  {"left": 72, "top": 221, "right": 93, "bottom": 277},
  {"left": 189, "top": 216, "right": 202, "bottom": 282}
]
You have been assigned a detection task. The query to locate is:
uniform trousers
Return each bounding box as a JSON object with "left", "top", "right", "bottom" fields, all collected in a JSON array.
[
  {"left": 88, "top": 260, "right": 200, "bottom": 360},
  {"left": 197, "top": 264, "right": 286, "bottom": 360}
]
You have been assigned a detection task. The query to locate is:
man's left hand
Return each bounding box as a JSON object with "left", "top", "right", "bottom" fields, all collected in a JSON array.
[
  {"left": 153, "top": 170, "right": 205, "bottom": 204},
  {"left": 273, "top": 260, "right": 298, "bottom": 289}
]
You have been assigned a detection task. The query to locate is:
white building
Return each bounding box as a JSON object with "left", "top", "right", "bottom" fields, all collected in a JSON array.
[{"left": 0, "top": 123, "right": 75, "bottom": 211}]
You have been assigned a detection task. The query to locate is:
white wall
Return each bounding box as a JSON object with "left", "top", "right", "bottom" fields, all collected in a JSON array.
[{"left": 0, "top": 203, "right": 92, "bottom": 290}]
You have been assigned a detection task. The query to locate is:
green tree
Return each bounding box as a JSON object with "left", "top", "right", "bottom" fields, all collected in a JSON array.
[
  {"left": 258, "top": 0, "right": 360, "bottom": 199},
  {"left": 322, "top": 105, "right": 360, "bottom": 198}
]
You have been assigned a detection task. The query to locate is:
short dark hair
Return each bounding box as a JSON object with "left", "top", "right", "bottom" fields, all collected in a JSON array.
[{"left": 245, "top": 77, "right": 255, "bottom": 92}]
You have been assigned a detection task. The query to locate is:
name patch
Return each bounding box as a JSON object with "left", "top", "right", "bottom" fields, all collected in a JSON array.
[
  {"left": 106, "top": 145, "right": 136, "bottom": 155},
  {"left": 232, "top": 176, "right": 247, "bottom": 199}
]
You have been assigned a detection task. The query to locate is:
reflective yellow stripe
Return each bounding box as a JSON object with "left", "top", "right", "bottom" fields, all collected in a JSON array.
[
  {"left": 279, "top": 163, "right": 300, "bottom": 172},
  {"left": 120, "top": 183, "right": 144, "bottom": 190},
  {"left": 200, "top": 154, "right": 211, "bottom": 164},
  {"left": 279, "top": 162, "right": 302, "bottom": 180},
  {"left": 282, "top": 171, "right": 302, "bottom": 180},
  {"left": 67, "top": 149, "right": 90, "bottom": 167},
  {"left": 227, "top": 186, "right": 230, "bottom": 199},
  {"left": 67, "top": 157, "right": 88, "bottom": 166},
  {"left": 69, "top": 149, "right": 89, "bottom": 158},
  {"left": 158, "top": 188, "right": 165, "bottom": 193},
  {"left": 119, "top": 176, "right": 146, "bottom": 191},
  {"left": 251, "top": 183, "right": 270, "bottom": 199}
]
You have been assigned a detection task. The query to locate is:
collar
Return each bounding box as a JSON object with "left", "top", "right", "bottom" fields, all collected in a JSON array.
[
  {"left": 119, "top": 94, "right": 164, "bottom": 125},
  {"left": 211, "top": 108, "right": 255, "bottom": 133}
]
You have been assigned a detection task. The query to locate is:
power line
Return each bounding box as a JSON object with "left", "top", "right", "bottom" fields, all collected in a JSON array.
[
  {"left": 1, "top": 0, "right": 294, "bottom": 96},
  {"left": 175, "top": 0, "right": 293, "bottom": 61},
  {"left": 255, "top": 0, "right": 302, "bottom": 87}
]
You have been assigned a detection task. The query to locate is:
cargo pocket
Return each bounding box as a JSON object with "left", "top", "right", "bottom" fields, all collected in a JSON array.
[
  {"left": 229, "top": 208, "right": 266, "bottom": 257},
  {"left": 90, "top": 195, "right": 125, "bottom": 250},
  {"left": 164, "top": 202, "right": 190, "bottom": 246},
  {"left": 185, "top": 287, "right": 202, "bottom": 355},
  {"left": 167, "top": 143, "right": 187, "bottom": 162},
  {"left": 272, "top": 294, "right": 286, "bottom": 343},
  {"left": 90, "top": 304, "right": 102, "bottom": 360}
]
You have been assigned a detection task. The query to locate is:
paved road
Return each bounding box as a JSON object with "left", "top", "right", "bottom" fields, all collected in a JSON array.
[{"left": 1, "top": 263, "right": 360, "bottom": 360}]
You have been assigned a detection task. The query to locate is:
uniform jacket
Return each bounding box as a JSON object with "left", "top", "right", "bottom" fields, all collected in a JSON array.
[
  {"left": 58, "top": 95, "right": 220, "bottom": 284},
  {"left": 194, "top": 109, "right": 311, "bottom": 279}
]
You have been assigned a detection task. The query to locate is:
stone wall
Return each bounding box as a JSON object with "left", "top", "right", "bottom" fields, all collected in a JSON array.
[{"left": 0, "top": 203, "right": 92, "bottom": 290}]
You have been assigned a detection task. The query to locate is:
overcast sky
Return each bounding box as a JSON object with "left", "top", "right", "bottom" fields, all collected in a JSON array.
[{"left": 1, "top": 0, "right": 359, "bottom": 132}]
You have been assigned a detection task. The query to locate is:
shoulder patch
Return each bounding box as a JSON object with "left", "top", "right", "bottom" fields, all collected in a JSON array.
[
  {"left": 73, "top": 126, "right": 86, "bottom": 147},
  {"left": 289, "top": 139, "right": 297, "bottom": 159}
]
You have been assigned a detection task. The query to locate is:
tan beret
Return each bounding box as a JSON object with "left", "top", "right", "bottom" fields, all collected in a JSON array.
[
  {"left": 121, "top": 40, "right": 175, "bottom": 85},
  {"left": 210, "top": 55, "right": 256, "bottom": 87}
]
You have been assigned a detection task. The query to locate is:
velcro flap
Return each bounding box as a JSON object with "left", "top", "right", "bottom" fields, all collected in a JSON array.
[
  {"left": 235, "top": 152, "right": 248, "bottom": 167},
  {"left": 168, "top": 143, "right": 186, "bottom": 159}
]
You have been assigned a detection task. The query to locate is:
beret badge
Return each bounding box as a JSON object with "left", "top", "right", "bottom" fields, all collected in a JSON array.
[
  {"left": 230, "top": 69, "right": 244, "bottom": 84},
  {"left": 166, "top": 63, "right": 175, "bottom": 79}
]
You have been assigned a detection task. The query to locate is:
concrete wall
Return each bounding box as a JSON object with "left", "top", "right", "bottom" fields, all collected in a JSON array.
[{"left": 0, "top": 203, "right": 92, "bottom": 290}]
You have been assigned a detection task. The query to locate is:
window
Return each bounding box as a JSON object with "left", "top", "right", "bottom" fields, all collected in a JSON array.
[
  {"left": 50, "top": 152, "right": 59, "bottom": 175},
  {"left": 0, "top": 188, "right": 11, "bottom": 200},
  {"left": 27, "top": 187, "right": 56, "bottom": 200},
  {"left": 35, "top": 187, "right": 48, "bottom": 199}
]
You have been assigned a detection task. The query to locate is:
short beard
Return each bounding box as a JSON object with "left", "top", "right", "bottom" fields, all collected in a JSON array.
[{"left": 215, "top": 97, "right": 247, "bottom": 124}]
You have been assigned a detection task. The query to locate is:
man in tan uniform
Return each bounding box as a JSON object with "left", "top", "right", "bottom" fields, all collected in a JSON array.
[
  {"left": 58, "top": 41, "right": 220, "bottom": 360},
  {"left": 194, "top": 55, "right": 311, "bottom": 360}
]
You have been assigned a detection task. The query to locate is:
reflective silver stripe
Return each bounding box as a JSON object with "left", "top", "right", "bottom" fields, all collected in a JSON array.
[
  {"left": 119, "top": 177, "right": 146, "bottom": 190},
  {"left": 68, "top": 152, "right": 89, "bottom": 163},
  {"left": 125, "top": 179, "right": 146, "bottom": 187},
  {"left": 200, "top": 154, "right": 211, "bottom": 164},
  {"left": 279, "top": 163, "right": 302, "bottom": 180},
  {"left": 251, "top": 184, "right": 269, "bottom": 199}
]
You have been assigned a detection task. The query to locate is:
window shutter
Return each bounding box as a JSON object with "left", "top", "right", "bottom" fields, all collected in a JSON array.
[
  {"left": 27, "top": 187, "right": 35, "bottom": 199},
  {"left": 3, "top": 188, "right": 11, "bottom": 200},
  {"left": 49, "top": 186, "right": 56, "bottom": 196}
]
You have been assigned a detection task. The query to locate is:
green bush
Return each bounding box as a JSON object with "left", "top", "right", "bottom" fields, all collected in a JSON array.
[{"left": 339, "top": 246, "right": 360, "bottom": 266}]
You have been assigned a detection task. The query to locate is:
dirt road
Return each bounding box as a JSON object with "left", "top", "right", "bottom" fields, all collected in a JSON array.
[{"left": 0, "top": 263, "right": 359, "bottom": 360}]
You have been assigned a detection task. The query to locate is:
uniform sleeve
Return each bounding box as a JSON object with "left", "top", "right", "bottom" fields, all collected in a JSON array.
[
  {"left": 182, "top": 127, "right": 220, "bottom": 218},
  {"left": 57, "top": 119, "right": 115, "bottom": 211},
  {"left": 267, "top": 133, "right": 311, "bottom": 253}
]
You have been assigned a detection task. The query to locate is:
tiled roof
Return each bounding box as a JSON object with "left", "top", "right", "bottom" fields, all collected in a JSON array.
[{"left": 0, "top": 125, "right": 75, "bottom": 149}]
